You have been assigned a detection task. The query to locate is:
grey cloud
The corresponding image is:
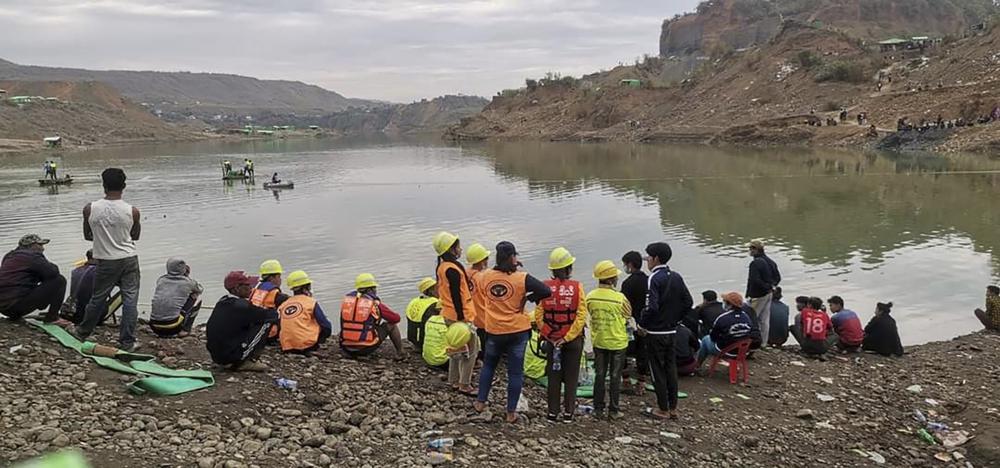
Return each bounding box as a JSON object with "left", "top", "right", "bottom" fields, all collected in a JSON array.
[{"left": 0, "top": 0, "right": 700, "bottom": 102}]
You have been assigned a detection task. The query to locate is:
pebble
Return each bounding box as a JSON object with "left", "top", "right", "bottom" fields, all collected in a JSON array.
[{"left": 795, "top": 409, "right": 815, "bottom": 420}]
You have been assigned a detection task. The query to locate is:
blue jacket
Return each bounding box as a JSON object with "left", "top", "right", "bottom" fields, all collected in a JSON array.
[
  {"left": 710, "top": 308, "right": 752, "bottom": 351},
  {"left": 639, "top": 265, "right": 693, "bottom": 334}
]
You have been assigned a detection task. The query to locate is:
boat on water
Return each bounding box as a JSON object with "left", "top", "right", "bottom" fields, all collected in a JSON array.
[
  {"left": 38, "top": 177, "right": 73, "bottom": 186},
  {"left": 263, "top": 181, "right": 294, "bottom": 189},
  {"left": 222, "top": 170, "right": 250, "bottom": 181}
]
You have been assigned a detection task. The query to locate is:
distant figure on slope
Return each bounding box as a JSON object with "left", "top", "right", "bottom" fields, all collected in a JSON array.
[
  {"left": 973, "top": 285, "right": 1000, "bottom": 332},
  {"left": 862, "top": 302, "right": 904, "bottom": 357}
]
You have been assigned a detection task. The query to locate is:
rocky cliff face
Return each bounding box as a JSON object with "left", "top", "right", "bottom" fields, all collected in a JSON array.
[{"left": 661, "top": 0, "right": 996, "bottom": 58}]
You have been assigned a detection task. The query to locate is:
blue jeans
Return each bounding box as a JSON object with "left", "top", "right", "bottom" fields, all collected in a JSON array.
[
  {"left": 78, "top": 256, "right": 140, "bottom": 348},
  {"left": 696, "top": 335, "right": 721, "bottom": 362},
  {"left": 477, "top": 330, "right": 530, "bottom": 412}
]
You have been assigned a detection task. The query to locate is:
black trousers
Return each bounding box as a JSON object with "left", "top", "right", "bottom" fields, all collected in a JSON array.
[
  {"left": 646, "top": 333, "right": 679, "bottom": 411},
  {"left": 1, "top": 275, "right": 66, "bottom": 322},
  {"left": 545, "top": 336, "right": 584, "bottom": 416}
]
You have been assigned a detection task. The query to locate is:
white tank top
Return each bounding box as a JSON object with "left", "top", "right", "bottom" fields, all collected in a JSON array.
[{"left": 89, "top": 198, "right": 137, "bottom": 260}]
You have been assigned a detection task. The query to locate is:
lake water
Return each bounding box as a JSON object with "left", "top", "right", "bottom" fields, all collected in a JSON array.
[{"left": 2, "top": 138, "right": 999, "bottom": 345}]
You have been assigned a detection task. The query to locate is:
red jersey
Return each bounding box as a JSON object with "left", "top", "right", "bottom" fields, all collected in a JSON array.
[{"left": 801, "top": 308, "right": 832, "bottom": 341}]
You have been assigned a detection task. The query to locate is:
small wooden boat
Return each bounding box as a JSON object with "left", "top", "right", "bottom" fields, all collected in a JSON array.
[
  {"left": 222, "top": 175, "right": 249, "bottom": 181},
  {"left": 263, "top": 181, "right": 294, "bottom": 189},
  {"left": 38, "top": 177, "right": 73, "bottom": 186}
]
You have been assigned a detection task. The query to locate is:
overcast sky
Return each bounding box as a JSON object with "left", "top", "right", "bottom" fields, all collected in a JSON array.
[{"left": 0, "top": 0, "right": 700, "bottom": 102}]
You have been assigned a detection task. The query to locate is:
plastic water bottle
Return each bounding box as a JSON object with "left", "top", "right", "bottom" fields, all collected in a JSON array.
[
  {"left": 552, "top": 346, "right": 562, "bottom": 371},
  {"left": 275, "top": 378, "right": 297, "bottom": 390},
  {"left": 626, "top": 324, "right": 635, "bottom": 342},
  {"left": 926, "top": 422, "right": 949, "bottom": 432},
  {"left": 912, "top": 409, "right": 927, "bottom": 424},
  {"left": 428, "top": 438, "right": 455, "bottom": 450}
]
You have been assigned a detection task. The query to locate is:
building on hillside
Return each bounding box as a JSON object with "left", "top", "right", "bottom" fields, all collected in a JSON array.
[
  {"left": 878, "top": 36, "right": 941, "bottom": 52},
  {"left": 43, "top": 136, "right": 62, "bottom": 147},
  {"left": 878, "top": 38, "right": 909, "bottom": 52},
  {"left": 620, "top": 79, "right": 641, "bottom": 88}
]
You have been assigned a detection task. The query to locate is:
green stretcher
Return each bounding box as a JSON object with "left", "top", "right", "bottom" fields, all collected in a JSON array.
[
  {"left": 30, "top": 320, "right": 214, "bottom": 396},
  {"left": 534, "top": 376, "right": 688, "bottom": 399}
]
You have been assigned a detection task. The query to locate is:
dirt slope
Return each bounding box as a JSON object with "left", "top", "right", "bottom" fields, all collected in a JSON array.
[
  {"left": 0, "top": 80, "right": 196, "bottom": 146},
  {"left": 449, "top": 19, "right": 1000, "bottom": 152}
]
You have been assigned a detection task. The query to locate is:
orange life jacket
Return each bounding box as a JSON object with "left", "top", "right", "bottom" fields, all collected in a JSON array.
[
  {"left": 340, "top": 293, "right": 382, "bottom": 348},
  {"left": 436, "top": 261, "right": 477, "bottom": 324},
  {"left": 480, "top": 270, "right": 530, "bottom": 335},
  {"left": 250, "top": 284, "right": 281, "bottom": 338},
  {"left": 539, "top": 279, "right": 581, "bottom": 341},
  {"left": 469, "top": 268, "right": 487, "bottom": 329},
  {"left": 278, "top": 295, "right": 320, "bottom": 352}
]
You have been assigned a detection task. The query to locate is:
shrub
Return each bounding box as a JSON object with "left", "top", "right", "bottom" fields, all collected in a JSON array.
[
  {"left": 525, "top": 79, "right": 538, "bottom": 91},
  {"left": 796, "top": 50, "right": 823, "bottom": 69},
  {"left": 815, "top": 61, "right": 868, "bottom": 83}
]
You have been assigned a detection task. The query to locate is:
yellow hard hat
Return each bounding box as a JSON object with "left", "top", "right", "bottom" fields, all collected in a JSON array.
[
  {"left": 355, "top": 273, "right": 378, "bottom": 290},
  {"left": 418, "top": 277, "right": 437, "bottom": 294},
  {"left": 548, "top": 247, "right": 576, "bottom": 270},
  {"left": 466, "top": 243, "right": 489, "bottom": 265},
  {"left": 259, "top": 259, "right": 283, "bottom": 276},
  {"left": 433, "top": 231, "right": 459, "bottom": 256},
  {"left": 287, "top": 270, "right": 312, "bottom": 289},
  {"left": 445, "top": 322, "right": 473, "bottom": 349},
  {"left": 593, "top": 260, "right": 621, "bottom": 280}
]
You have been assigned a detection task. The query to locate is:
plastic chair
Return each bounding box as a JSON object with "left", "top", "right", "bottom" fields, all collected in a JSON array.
[{"left": 707, "top": 339, "right": 751, "bottom": 384}]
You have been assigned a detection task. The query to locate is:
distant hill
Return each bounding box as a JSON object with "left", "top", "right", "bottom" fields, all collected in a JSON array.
[
  {"left": 248, "top": 95, "right": 489, "bottom": 135},
  {"left": 0, "top": 58, "right": 374, "bottom": 116}
]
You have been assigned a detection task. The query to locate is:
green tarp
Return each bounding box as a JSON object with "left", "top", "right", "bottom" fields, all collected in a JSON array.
[{"left": 30, "top": 320, "right": 214, "bottom": 396}]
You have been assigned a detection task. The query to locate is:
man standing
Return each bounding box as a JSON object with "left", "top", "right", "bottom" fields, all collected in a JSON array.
[
  {"left": 74, "top": 168, "right": 142, "bottom": 351},
  {"left": 620, "top": 251, "right": 648, "bottom": 394},
  {"left": 974, "top": 286, "right": 1000, "bottom": 331},
  {"left": 0, "top": 234, "right": 69, "bottom": 325},
  {"left": 639, "top": 242, "right": 693, "bottom": 420},
  {"left": 746, "top": 239, "right": 780, "bottom": 346}
]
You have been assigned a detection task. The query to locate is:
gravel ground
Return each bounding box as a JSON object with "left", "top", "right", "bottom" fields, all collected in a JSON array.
[{"left": 1, "top": 320, "right": 998, "bottom": 468}]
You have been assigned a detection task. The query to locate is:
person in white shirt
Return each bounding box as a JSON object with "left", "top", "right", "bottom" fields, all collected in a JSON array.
[{"left": 73, "top": 168, "right": 143, "bottom": 351}]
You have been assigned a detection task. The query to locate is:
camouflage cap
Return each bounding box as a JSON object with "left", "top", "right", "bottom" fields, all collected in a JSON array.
[{"left": 18, "top": 234, "right": 50, "bottom": 247}]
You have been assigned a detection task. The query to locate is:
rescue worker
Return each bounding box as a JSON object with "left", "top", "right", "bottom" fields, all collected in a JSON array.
[
  {"left": 405, "top": 277, "right": 440, "bottom": 349},
  {"left": 339, "top": 273, "right": 404, "bottom": 359},
  {"left": 244, "top": 159, "right": 254, "bottom": 178},
  {"left": 250, "top": 259, "right": 288, "bottom": 342},
  {"left": 49, "top": 161, "right": 58, "bottom": 180},
  {"left": 586, "top": 260, "right": 632, "bottom": 420},
  {"left": 433, "top": 231, "right": 479, "bottom": 397},
  {"left": 466, "top": 242, "right": 490, "bottom": 361},
  {"left": 534, "top": 247, "right": 588, "bottom": 423},
  {"left": 421, "top": 313, "right": 449, "bottom": 371},
  {"left": 223, "top": 160, "right": 233, "bottom": 175},
  {"left": 278, "top": 271, "right": 332, "bottom": 353},
  {"left": 475, "top": 241, "right": 552, "bottom": 424},
  {"left": 523, "top": 328, "right": 547, "bottom": 380}
]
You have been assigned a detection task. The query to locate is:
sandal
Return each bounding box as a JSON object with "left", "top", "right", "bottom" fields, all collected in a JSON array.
[
  {"left": 506, "top": 412, "right": 519, "bottom": 424},
  {"left": 641, "top": 407, "right": 671, "bottom": 420},
  {"left": 456, "top": 386, "right": 478, "bottom": 398}
]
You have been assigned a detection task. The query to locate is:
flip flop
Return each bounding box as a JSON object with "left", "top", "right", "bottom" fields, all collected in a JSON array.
[
  {"left": 641, "top": 407, "right": 671, "bottom": 420},
  {"left": 456, "top": 387, "right": 479, "bottom": 398}
]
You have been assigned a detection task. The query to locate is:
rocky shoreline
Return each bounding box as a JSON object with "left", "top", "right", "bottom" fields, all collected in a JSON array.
[{"left": 1, "top": 319, "right": 998, "bottom": 468}]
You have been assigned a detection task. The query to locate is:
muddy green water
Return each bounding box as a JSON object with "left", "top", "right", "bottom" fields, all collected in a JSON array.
[{"left": 2, "top": 138, "right": 998, "bottom": 344}]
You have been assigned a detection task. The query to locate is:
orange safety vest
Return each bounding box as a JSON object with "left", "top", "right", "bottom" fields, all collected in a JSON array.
[
  {"left": 278, "top": 295, "right": 321, "bottom": 352},
  {"left": 340, "top": 293, "right": 382, "bottom": 348},
  {"left": 469, "top": 268, "right": 487, "bottom": 329},
  {"left": 250, "top": 285, "right": 281, "bottom": 338},
  {"left": 539, "top": 279, "right": 581, "bottom": 341},
  {"left": 480, "top": 270, "right": 530, "bottom": 335},
  {"left": 436, "top": 261, "right": 477, "bottom": 324}
]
